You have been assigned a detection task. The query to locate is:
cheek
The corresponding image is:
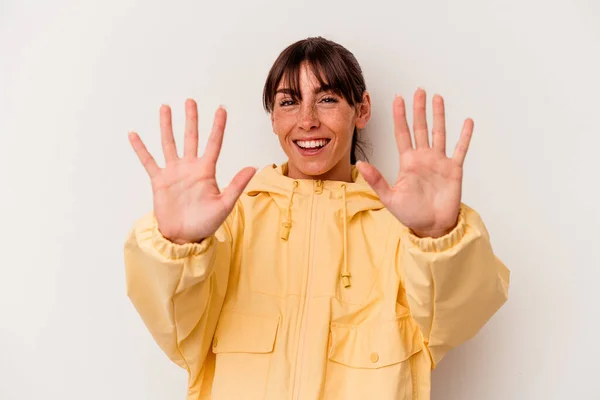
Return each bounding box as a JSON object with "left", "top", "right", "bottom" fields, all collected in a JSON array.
[
  {"left": 324, "top": 109, "right": 356, "bottom": 138},
  {"left": 271, "top": 111, "right": 295, "bottom": 136}
]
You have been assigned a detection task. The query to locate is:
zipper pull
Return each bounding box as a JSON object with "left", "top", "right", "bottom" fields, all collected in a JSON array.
[{"left": 315, "top": 180, "right": 323, "bottom": 194}]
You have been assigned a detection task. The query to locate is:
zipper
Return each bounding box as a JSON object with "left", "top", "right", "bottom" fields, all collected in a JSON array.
[
  {"left": 315, "top": 179, "right": 323, "bottom": 194},
  {"left": 291, "top": 179, "right": 322, "bottom": 400}
]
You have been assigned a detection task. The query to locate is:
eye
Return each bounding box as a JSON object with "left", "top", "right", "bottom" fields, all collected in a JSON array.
[
  {"left": 320, "top": 96, "right": 338, "bottom": 104},
  {"left": 279, "top": 99, "right": 296, "bottom": 107}
]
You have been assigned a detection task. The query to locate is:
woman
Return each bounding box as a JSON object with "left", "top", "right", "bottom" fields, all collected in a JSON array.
[{"left": 124, "top": 37, "right": 510, "bottom": 400}]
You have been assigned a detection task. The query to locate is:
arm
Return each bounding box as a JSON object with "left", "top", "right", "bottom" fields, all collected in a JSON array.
[
  {"left": 125, "top": 99, "right": 254, "bottom": 378},
  {"left": 356, "top": 89, "right": 510, "bottom": 366},
  {"left": 398, "top": 204, "right": 509, "bottom": 366}
]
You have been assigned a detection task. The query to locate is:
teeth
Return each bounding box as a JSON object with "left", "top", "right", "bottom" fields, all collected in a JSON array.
[{"left": 297, "top": 139, "right": 328, "bottom": 149}]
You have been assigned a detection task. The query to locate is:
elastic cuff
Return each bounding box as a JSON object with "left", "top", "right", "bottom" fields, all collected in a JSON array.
[
  {"left": 407, "top": 207, "right": 467, "bottom": 253},
  {"left": 151, "top": 218, "right": 213, "bottom": 260}
]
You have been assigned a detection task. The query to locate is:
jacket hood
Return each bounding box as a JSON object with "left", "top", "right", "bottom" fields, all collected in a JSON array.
[{"left": 245, "top": 163, "right": 384, "bottom": 218}]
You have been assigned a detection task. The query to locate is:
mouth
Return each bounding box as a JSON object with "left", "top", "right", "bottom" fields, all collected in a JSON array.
[{"left": 294, "top": 138, "right": 331, "bottom": 156}]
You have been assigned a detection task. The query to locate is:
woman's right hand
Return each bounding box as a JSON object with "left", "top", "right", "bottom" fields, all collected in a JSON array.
[{"left": 128, "top": 99, "right": 256, "bottom": 245}]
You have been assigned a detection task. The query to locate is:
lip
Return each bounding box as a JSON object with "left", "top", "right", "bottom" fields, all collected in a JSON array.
[{"left": 293, "top": 136, "right": 330, "bottom": 141}]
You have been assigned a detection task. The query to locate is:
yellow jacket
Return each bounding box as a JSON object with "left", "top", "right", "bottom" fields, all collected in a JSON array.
[{"left": 124, "top": 163, "right": 510, "bottom": 400}]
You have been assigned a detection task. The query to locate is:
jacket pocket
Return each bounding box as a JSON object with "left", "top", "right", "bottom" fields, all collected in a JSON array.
[
  {"left": 211, "top": 312, "right": 280, "bottom": 399},
  {"left": 323, "top": 314, "right": 422, "bottom": 399}
]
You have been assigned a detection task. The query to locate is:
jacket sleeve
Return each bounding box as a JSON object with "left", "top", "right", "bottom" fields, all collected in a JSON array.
[
  {"left": 123, "top": 203, "right": 240, "bottom": 376},
  {"left": 397, "top": 204, "right": 510, "bottom": 367}
]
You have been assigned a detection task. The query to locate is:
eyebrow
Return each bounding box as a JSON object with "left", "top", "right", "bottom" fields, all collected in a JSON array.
[{"left": 275, "top": 84, "right": 334, "bottom": 96}]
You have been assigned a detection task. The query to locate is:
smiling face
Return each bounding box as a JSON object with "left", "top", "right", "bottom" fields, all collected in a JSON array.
[{"left": 270, "top": 63, "right": 370, "bottom": 181}]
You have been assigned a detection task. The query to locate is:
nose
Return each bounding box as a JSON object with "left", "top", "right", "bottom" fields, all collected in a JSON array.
[{"left": 298, "top": 103, "right": 320, "bottom": 131}]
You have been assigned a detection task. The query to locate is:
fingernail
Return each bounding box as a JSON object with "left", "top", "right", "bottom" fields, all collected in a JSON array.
[{"left": 219, "top": 104, "right": 227, "bottom": 110}]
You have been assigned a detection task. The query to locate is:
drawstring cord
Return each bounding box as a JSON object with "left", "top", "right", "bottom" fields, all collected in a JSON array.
[
  {"left": 280, "top": 180, "right": 298, "bottom": 240},
  {"left": 340, "top": 184, "right": 351, "bottom": 288}
]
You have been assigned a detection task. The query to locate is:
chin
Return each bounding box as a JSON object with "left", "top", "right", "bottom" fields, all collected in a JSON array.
[{"left": 291, "top": 157, "right": 333, "bottom": 178}]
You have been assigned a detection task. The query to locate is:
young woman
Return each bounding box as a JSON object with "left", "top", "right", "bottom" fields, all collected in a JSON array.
[{"left": 124, "top": 37, "right": 510, "bottom": 400}]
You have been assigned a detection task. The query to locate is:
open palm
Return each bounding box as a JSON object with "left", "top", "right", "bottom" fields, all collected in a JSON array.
[
  {"left": 357, "top": 89, "right": 473, "bottom": 238},
  {"left": 128, "top": 99, "right": 256, "bottom": 244}
]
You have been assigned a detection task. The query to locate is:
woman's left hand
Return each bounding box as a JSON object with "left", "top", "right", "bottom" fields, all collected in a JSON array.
[{"left": 357, "top": 89, "right": 473, "bottom": 238}]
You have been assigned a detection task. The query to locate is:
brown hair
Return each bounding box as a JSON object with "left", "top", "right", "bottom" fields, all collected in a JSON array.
[{"left": 262, "top": 37, "right": 369, "bottom": 164}]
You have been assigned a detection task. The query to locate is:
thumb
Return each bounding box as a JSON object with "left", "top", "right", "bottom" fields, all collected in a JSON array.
[
  {"left": 356, "top": 161, "right": 391, "bottom": 203},
  {"left": 221, "top": 166, "right": 257, "bottom": 210}
]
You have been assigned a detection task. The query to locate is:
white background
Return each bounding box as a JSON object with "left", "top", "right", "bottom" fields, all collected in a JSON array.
[{"left": 1, "top": 0, "right": 598, "bottom": 399}]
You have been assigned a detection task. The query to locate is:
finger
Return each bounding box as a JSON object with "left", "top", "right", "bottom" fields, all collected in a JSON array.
[
  {"left": 393, "top": 95, "right": 413, "bottom": 154},
  {"left": 204, "top": 106, "right": 227, "bottom": 166},
  {"left": 221, "top": 167, "right": 257, "bottom": 210},
  {"left": 413, "top": 88, "right": 430, "bottom": 149},
  {"left": 160, "top": 105, "right": 178, "bottom": 163},
  {"left": 452, "top": 118, "right": 474, "bottom": 166},
  {"left": 431, "top": 94, "right": 446, "bottom": 155},
  {"left": 356, "top": 161, "right": 392, "bottom": 203},
  {"left": 183, "top": 99, "right": 199, "bottom": 159},
  {"left": 128, "top": 131, "right": 160, "bottom": 178}
]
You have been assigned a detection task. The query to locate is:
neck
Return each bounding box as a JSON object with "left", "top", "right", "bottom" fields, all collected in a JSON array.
[{"left": 285, "top": 155, "right": 353, "bottom": 182}]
